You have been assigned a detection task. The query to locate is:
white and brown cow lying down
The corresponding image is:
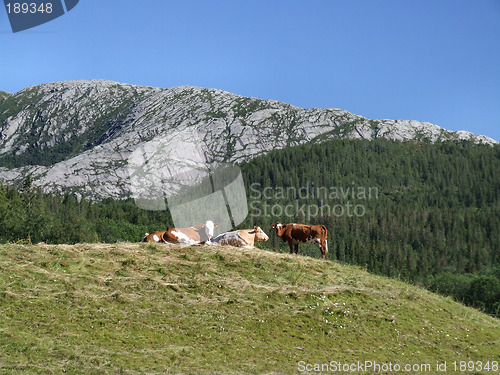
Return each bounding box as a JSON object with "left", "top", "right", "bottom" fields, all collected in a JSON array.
[
  {"left": 141, "top": 231, "right": 168, "bottom": 243},
  {"left": 272, "top": 222, "right": 328, "bottom": 260},
  {"left": 212, "top": 226, "right": 269, "bottom": 248},
  {"left": 141, "top": 220, "right": 215, "bottom": 245}
]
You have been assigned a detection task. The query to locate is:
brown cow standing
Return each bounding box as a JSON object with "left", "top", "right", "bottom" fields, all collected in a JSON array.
[{"left": 271, "top": 222, "right": 328, "bottom": 260}]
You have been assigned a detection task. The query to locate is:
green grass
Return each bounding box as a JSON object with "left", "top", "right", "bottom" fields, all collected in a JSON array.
[{"left": 0, "top": 243, "right": 498, "bottom": 374}]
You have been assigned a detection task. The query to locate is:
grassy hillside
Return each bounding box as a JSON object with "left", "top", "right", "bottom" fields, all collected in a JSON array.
[
  {"left": 0, "top": 243, "right": 498, "bottom": 374},
  {"left": 2, "top": 140, "right": 499, "bottom": 316}
]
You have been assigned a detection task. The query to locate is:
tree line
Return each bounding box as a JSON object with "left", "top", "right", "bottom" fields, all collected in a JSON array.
[{"left": 0, "top": 175, "right": 173, "bottom": 245}]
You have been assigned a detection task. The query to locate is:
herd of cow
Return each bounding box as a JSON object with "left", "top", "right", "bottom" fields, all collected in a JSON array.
[{"left": 141, "top": 221, "right": 328, "bottom": 260}]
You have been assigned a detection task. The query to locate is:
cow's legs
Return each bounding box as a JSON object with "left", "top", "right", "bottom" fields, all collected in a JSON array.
[
  {"left": 320, "top": 246, "right": 326, "bottom": 260},
  {"left": 288, "top": 242, "right": 294, "bottom": 254},
  {"left": 314, "top": 241, "right": 327, "bottom": 260},
  {"left": 320, "top": 239, "right": 328, "bottom": 260},
  {"left": 294, "top": 244, "right": 299, "bottom": 254}
]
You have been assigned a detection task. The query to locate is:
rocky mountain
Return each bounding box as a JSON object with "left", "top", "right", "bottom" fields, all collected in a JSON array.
[{"left": 0, "top": 79, "right": 497, "bottom": 200}]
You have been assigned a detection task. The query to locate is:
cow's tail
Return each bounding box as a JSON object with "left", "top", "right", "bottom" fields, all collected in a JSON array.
[
  {"left": 322, "top": 225, "right": 328, "bottom": 255},
  {"left": 160, "top": 231, "right": 168, "bottom": 243}
]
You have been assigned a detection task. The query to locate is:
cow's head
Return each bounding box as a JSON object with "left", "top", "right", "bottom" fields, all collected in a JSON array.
[
  {"left": 271, "top": 222, "right": 285, "bottom": 237},
  {"left": 204, "top": 220, "right": 215, "bottom": 238},
  {"left": 253, "top": 226, "right": 269, "bottom": 242}
]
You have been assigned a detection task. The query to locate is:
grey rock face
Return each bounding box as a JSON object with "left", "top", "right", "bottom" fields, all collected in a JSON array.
[{"left": 0, "top": 80, "right": 496, "bottom": 200}]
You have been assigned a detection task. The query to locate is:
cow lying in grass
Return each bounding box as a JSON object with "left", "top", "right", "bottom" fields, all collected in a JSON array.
[
  {"left": 141, "top": 220, "right": 215, "bottom": 245},
  {"left": 141, "top": 231, "right": 168, "bottom": 243},
  {"left": 212, "top": 226, "right": 269, "bottom": 249},
  {"left": 272, "top": 222, "right": 328, "bottom": 260}
]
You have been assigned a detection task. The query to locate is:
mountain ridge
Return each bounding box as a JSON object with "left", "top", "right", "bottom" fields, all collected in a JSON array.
[{"left": 0, "top": 79, "right": 497, "bottom": 199}]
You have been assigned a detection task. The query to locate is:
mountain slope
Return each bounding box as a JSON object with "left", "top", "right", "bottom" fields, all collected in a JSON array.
[
  {"left": 0, "top": 80, "right": 497, "bottom": 199},
  {"left": 0, "top": 242, "right": 498, "bottom": 374},
  {"left": 0, "top": 91, "right": 10, "bottom": 102}
]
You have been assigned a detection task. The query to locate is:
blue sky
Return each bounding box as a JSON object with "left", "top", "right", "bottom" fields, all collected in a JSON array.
[{"left": 1, "top": 0, "right": 499, "bottom": 141}]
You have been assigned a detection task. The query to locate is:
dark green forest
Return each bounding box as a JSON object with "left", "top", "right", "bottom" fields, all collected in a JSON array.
[
  {"left": 239, "top": 139, "right": 500, "bottom": 315},
  {"left": 0, "top": 138, "right": 499, "bottom": 315}
]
